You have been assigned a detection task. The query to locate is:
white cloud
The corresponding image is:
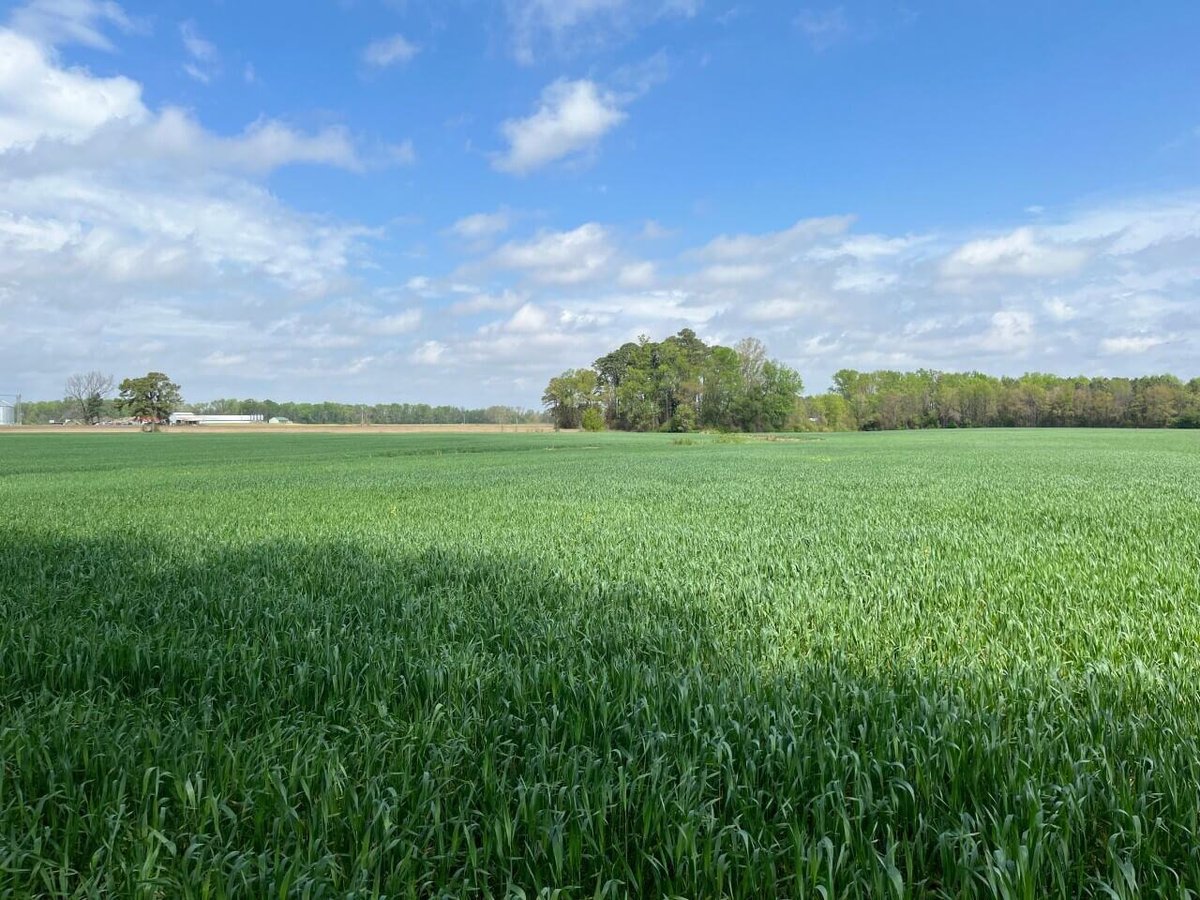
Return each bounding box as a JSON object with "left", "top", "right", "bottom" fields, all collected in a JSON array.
[
  {"left": 147, "top": 110, "right": 362, "bottom": 173},
  {"left": 449, "top": 289, "right": 525, "bottom": 316},
  {"left": 0, "top": 30, "right": 145, "bottom": 151},
  {"left": 494, "top": 79, "right": 625, "bottom": 174},
  {"left": 410, "top": 340, "right": 447, "bottom": 364},
  {"left": 491, "top": 223, "right": 616, "bottom": 284},
  {"left": 0, "top": 31, "right": 362, "bottom": 172},
  {"left": 0, "top": 173, "right": 365, "bottom": 294},
  {"left": 363, "top": 34, "right": 419, "bottom": 68},
  {"left": 504, "top": 302, "right": 551, "bottom": 333},
  {"left": 376, "top": 309, "right": 422, "bottom": 335},
  {"left": 9, "top": 0, "right": 135, "bottom": 50},
  {"left": 696, "top": 216, "right": 855, "bottom": 262},
  {"left": 745, "top": 296, "right": 824, "bottom": 322},
  {"left": 204, "top": 350, "right": 246, "bottom": 367},
  {"left": 979, "top": 310, "right": 1035, "bottom": 353},
  {"left": 697, "top": 263, "right": 770, "bottom": 285},
  {"left": 942, "top": 227, "right": 1089, "bottom": 280},
  {"left": 1099, "top": 335, "right": 1169, "bottom": 355},
  {"left": 1044, "top": 297, "right": 1077, "bottom": 321},
  {"left": 618, "top": 261, "right": 656, "bottom": 288},
  {"left": 450, "top": 210, "right": 511, "bottom": 240}
]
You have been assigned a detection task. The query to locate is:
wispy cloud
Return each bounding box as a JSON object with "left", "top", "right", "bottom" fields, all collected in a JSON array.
[
  {"left": 362, "top": 33, "right": 419, "bottom": 68},
  {"left": 794, "top": 7, "right": 851, "bottom": 51},
  {"left": 505, "top": 0, "right": 697, "bottom": 64},
  {"left": 180, "top": 20, "right": 219, "bottom": 84},
  {"left": 9, "top": 0, "right": 137, "bottom": 50},
  {"left": 450, "top": 210, "right": 512, "bottom": 240}
]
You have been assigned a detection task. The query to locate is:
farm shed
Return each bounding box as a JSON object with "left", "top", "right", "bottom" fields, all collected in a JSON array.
[{"left": 169, "top": 413, "right": 265, "bottom": 425}]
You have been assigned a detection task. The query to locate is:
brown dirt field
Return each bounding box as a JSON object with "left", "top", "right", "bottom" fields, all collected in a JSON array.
[{"left": 5, "top": 423, "right": 555, "bottom": 435}]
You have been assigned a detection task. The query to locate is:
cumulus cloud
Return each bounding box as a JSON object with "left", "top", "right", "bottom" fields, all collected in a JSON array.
[
  {"left": 0, "top": 22, "right": 399, "bottom": 401},
  {"left": 504, "top": 302, "right": 551, "bottom": 333},
  {"left": 491, "top": 223, "right": 617, "bottom": 284},
  {"left": 440, "top": 193, "right": 1198, "bottom": 395},
  {"left": 942, "top": 227, "right": 1089, "bottom": 280},
  {"left": 494, "top": 79, "right": 625, "bottom": 174},
  {"left": 0, "top": 29, "right": 145, "bottom": 151},
  {"left": 979, "top": 310, "right": 1035, "bottom": 353},
  {"left": 0, "top": 31, "right": 363, "bottom": 172},
  {"left": 363, "top": 34, "right": 419, "bottom": 68},
  {"left": 1044, "top": 297, "right": 1077, "bottom": 321},
  {"left": 410, "top": 340, "right": 448, "bottom": 365}
]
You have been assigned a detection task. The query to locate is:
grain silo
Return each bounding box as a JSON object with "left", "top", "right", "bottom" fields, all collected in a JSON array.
[{"left": 0, "top": 399, "right": 15, "bottom": 426}]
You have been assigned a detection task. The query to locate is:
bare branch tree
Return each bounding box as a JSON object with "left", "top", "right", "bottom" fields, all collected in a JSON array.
[{"left": 64, "top": 371, "right": 115, "bottom": 425}]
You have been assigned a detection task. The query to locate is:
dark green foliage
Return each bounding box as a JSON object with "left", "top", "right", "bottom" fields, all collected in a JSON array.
[
  {"left": 1, "top": 430, "right": 1199, "bottom": 896},
  {"left": 116, "top": 371, "right": 182, "bottom": 427},
  {"left": 552, "top": 330, "right": 805, "bottom": 433}
]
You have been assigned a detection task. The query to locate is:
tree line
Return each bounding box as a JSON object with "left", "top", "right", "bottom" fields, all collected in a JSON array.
[
  {"left": 546, "top": 333, "right": 1199, "bottom": 432},
  {"left": 21, "top": 371, "right": 546, "bottom": 426},
  {"left": 21, "top": 360, "right": 1200, "bottom": 431},
  {"left": 804, "top": 370, "right": 1200, "bottom": 431}
]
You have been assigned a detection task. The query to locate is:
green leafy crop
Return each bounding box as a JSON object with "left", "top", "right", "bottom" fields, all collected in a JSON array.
[{"left": 1, "top": 429, "right": 1197, "bottom": 897}]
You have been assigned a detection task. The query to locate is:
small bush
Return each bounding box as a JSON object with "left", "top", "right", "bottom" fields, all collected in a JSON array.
[
  {"left": 668, "top": 405, "right": 697, "bottom": 433},
  {"left": 581, "top": 408, "right": 605, "bottom": 432}
]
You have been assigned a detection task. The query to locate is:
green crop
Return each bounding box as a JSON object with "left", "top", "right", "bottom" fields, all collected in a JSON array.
[{"left": 1, "top": 429, "right": 1198, "bottom": 897}]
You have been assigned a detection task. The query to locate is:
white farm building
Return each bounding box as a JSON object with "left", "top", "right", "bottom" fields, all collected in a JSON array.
[{"left": 169, "top": 413, "right": 265, "bottom": 426}]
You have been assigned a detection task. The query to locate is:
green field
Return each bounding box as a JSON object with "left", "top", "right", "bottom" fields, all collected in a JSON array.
[{"left": 2, "top": 430, "right": 1198, "bottom": 897}]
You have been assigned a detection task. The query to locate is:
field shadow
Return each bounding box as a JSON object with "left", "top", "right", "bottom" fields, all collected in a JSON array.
[{"left": 2, "top": 530, "right": 1197, "bottom": 896}]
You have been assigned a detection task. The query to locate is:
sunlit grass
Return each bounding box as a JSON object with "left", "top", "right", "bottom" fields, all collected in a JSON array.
[{"left": 1, "top": 429, "right": 1198, "bottom": 897}]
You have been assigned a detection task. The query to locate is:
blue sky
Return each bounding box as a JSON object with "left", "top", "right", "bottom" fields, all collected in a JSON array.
[{"left": 1, "top": 0, "right": 1197, "bottom": 405}]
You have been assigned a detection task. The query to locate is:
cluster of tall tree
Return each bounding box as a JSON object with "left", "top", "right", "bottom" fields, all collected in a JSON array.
[
  {"left": 803, "top": 370, "right": 1200, "bottom": 431},
  {"left": 543, "top": 330, "right": 804, "bottom": 431},
  {"left": 23, "top": 371, "right": 178, "bottom": 425}
]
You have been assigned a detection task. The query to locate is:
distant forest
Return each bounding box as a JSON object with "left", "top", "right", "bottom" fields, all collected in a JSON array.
[
  {"left": 545, "top": 329, "right": 1200, "bottom": 432},
  {"left": 19, "top": 331, "right": 1200, "bottom": 430},
  {"left": 18, "top": 399, "right": 547, "bottom": 427}
]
